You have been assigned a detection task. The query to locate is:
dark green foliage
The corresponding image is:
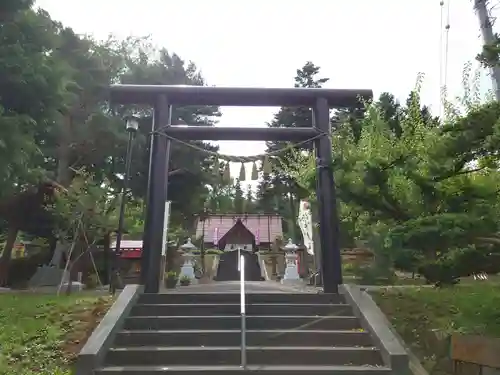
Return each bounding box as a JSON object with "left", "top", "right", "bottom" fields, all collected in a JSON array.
[
  {"left": 6, "top": 251, "right": 48, "bottom": 287},
  {"left": 233, "top": 179, "right": 244, "bottom": 214},
  {"left": 256, "top": 172, "right": 275, "bottom": 213},
  {"left": 261, "top": 62, "right": 327, "bottom": 237},
  {"left": 0, "top": 2, "right": 222, "bottom": 284},
  {"left": 477, "top": 33, "right": 500, "bottom": 68},
  {"left": 289, "top": 63, "right": 500, "bottom": 285}
]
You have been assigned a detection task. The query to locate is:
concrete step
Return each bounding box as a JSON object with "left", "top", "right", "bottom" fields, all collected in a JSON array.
[
  {"left": 123, "top": 315, "right": 361, "bottom": 331},
  {"left": 138, "top": 293, "right": 345, "bottom": 305},
  {"left": 104, "top": 346, "right": 384, "bottom": 367},
  {"left": 130, "top": 303, "right": 354, "bottom": 317},
  {"left": 114, "top": 329, "right": 373, "bottom": 347},
  {"left": 96, "top": 365, "right": 391, "bottom": 375}
]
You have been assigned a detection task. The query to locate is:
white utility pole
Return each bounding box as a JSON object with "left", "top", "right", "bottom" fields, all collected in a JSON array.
[{"left": 474, "top": 0, "right": 500, "bottom": 100}]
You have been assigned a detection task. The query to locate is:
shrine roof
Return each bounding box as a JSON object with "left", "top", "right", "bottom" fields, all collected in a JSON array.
[{"left": 195, "top": 214, "right": 283, "bottom": 243}]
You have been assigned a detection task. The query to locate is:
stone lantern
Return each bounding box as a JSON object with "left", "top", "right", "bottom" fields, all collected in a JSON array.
[
  {"left": 179, "top": 238, "right": 197, "bottom": 282},
  {"left": 282, "top": 238, "right": 300, "bottom": 283}
]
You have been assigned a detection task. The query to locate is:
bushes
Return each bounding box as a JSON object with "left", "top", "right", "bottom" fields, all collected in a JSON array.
[
  {"left": 190, "top": 249, "right": 223, "bottom": 255},
  {"left": 350, "top": 263, "right": 397, "bottom": 285},
  {"left": 375, "top": 223, "right": 500, "bottom": 286},
  {"left": 84, "top": 273, "right": 99, "bottom": 289},
  {"left": 414, "top": 246, "right": 500, "bottom": 286},
  {"left": 417, "top": 260, "right": 460, "bottom": 286},
  {"left": 342, "top": 263, "right": 356, "bottom": 276},
  {"left": 205, "top": 248, "right": 223, "bottom": 255},
  {"left": 349, "top": 231, "right": 397, "bottom": 285}
]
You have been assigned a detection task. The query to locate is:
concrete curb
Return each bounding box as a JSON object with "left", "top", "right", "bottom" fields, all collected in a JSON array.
[
  {"left": 341, "top": 284, "right": 410, "bottom": 375},
  {"left": 74, "top": 284, "right": 143, "bottom": 375}
]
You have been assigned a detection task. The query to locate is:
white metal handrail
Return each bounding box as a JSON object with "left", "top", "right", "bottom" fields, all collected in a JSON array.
[{"left": 237, "top": 248, "right": 247, "bottom": 369}]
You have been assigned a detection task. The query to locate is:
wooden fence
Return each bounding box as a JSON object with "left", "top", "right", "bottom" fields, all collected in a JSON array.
[{"left": 451, "top": 334, "right": 500, "bottom": 375}]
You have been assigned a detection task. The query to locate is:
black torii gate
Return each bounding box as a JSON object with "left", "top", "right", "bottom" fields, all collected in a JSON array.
[{"left": 109, "top": 85, "right": 373, "bottom": 294}]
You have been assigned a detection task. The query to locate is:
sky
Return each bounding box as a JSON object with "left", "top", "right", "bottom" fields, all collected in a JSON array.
[{"left": 36, "top": 0, "right": 496, "bottom": 177}]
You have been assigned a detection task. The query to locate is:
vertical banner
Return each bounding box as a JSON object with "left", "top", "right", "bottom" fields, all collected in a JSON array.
[
  {"left": 161, "top": 201, "right": 171, "bottom": 256},
  {"left": 160, "top": 201, "right": 171, "bottom": 288},
  {"left": 255, "top": 228, "right": 260, "bottom": 245},
  {"left": 213, "top": 227, "right": 219, "bottom": 245},
  {"left": 298, "top": 200, "right": 314, "bottom": 255}
]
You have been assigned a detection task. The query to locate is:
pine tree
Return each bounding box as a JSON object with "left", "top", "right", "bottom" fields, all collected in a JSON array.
[
  {"left": 256, "top": 172, "right": 275, "bottom": 213},
  {"left": 267, "top": 61, "right": 328, "bottom": 151},
  {"left": 244, "top": 184, "right": 255, "bottom": 213},
  {"left": 264, "top": 62, "right": 327, "bottom": 236},
  {"left": 233, "top": 179, "right": 244, "bottom": 214},
  {"left": 266, "top": 61, "right": 328, "bottom": 178}
]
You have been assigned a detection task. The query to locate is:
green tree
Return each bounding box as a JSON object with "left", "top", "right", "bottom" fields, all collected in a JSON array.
[
  {"left": 233, "top": 179, "right": 244, "bottom": 214},
  {"left": 244, "top": 184, "right": 256, "bottom": 213},
  {"left": 110, "top": 41, "right": 221, "bottom": 228},
  {"left": 288, "top": 78, "right": 500, "bottom": 284},
  {"left": 206, "top": 171, "right": 234, "bottom": 213},
  {"left": 265, "top": 62, "right": 327, "bottom": 237},
  {"left": 0, "top": 3, "right": 69, "bottom": 281},
  {"left": 256, "top": 171, "right": 275, "bottom": 213},
  {"left": 477, "top": 32, "right": 500, "bottom": 68},
  {"left": 0, "top": 3, "right": 223, "bottom": 284}
]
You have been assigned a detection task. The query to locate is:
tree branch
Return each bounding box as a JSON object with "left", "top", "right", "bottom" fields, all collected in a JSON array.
[
  {"left": 433, "top": 166, "right": 487, "bottom": 183},
  {"left": 168, "top": 168, "right": 184, "bottom": 176},
  {"left": 476, "top": 236, "right": 500, "bottom": 245}
]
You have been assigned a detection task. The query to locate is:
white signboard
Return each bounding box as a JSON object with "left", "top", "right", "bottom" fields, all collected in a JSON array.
[{"left": 161, "top": 201, "right": 171, "bottom": 256}]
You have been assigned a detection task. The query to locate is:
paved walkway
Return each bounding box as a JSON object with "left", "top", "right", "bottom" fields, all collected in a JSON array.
[
  {"left": 162, "top": 281, "right": 439, "bottom": 294},
  {"left": 161, "top": 281, "right": 318, "bottom": 294}
]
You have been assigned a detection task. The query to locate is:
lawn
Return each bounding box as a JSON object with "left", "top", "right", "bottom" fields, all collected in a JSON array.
[
  {"left": 373, "top": 284, "right": 500, "bottom": 374},
  {"left": 0, "top": 293, "right": 113, "bottom": 375},
  {"left": 343, "top": 266, "right": 500, "bottom": 286}
]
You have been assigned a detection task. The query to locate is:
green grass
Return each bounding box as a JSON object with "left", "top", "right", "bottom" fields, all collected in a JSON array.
[
  {"left": 459, "top": 274, "right": 500, "bottom": 285},
  {"left": 344, "top": 271, "right": 500, "bottom": 286},
  {"left": 373, "top": 284, "right": 500, "bottom": 373},
  {"left": 0, "top": 294, "right": 112, "bottom": 375}
]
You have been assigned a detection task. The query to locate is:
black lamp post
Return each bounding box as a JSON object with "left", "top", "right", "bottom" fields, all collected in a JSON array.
[{"left": 111, "top": 115, "right": 139, "bottom": 294}]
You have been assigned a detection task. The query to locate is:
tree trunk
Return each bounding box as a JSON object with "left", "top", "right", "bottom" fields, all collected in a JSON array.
[
  {"left": 54, "top": 114, "right": 73, "bottom": 279},
  {"left": 65, "top": 236, "right": 84, "bottom": 295},
  {"left": 57, "top": 115, "right": 72, "bottom": 187},
  {"left": 102, "top": 232, "right": 111, "bottom": 285},
  {"left": 45, "top": 235, "right": 58, "bottom": 264},
  {"left": 0, "top": 224, "right": 19, "bottom": 286}
]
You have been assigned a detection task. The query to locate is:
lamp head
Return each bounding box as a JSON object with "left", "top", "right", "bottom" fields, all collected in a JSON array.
[{"left": 125, "top": 115, "right": 139, "bottom": 132}]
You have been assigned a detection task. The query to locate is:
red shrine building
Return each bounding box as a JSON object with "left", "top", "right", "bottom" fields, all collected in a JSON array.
[
  {"left": 110, "top": 240, "right": 143, "bottom": 282},
  {"left": 195, "top": 214, "right": 283, "bottom": 251},
  {"left": 110, "top": 240, "right": 143, "bottom": 259},
  {"left": 109, "top": 214, "right": 286, "bottom": 282},
  {"left": 194, "top": 214, "right": 284, "bottom": 281}
]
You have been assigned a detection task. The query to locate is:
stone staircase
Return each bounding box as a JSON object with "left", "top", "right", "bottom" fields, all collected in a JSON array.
[{"left": 90, "top": 290, "right": 405, "bottom": 374}]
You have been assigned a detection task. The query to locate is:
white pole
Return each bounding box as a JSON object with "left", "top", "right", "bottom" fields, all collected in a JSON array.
[
  {"left": 237, "top": 247, "right": 241, "bottom": 271},
  {"left": 240, "top": 254, "right": 246, "bottom": 369},
  {"left": 240, "top": 254, "right": 245, "bottom": 313}
]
